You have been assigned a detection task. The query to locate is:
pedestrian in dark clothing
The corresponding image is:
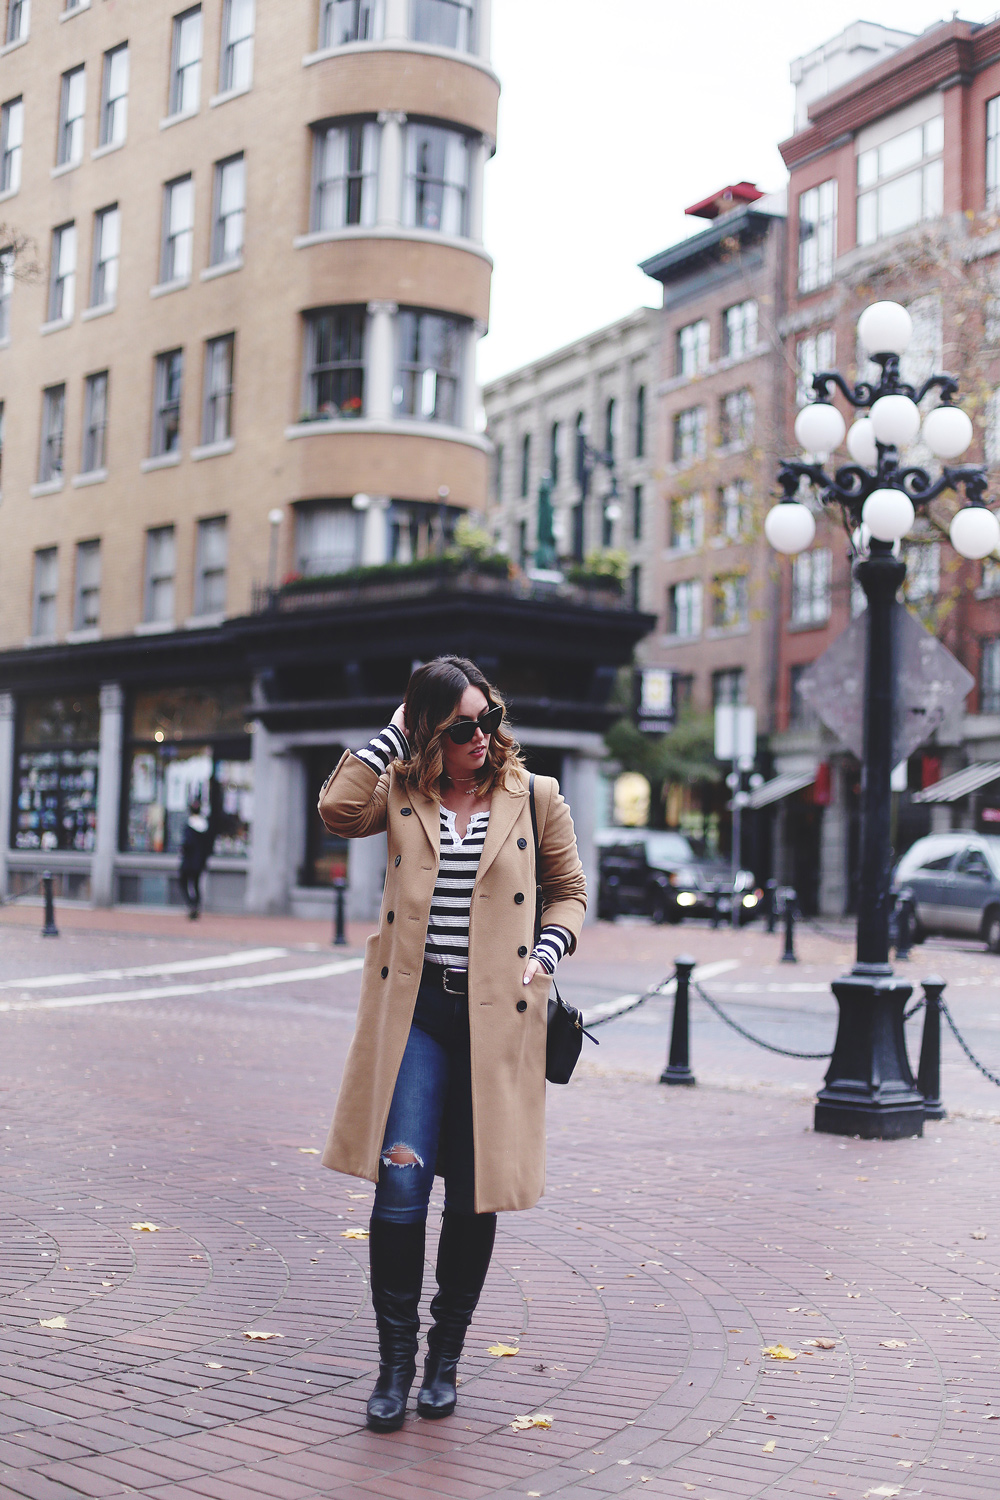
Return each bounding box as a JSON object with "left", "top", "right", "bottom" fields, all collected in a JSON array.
[{"left": 179, "top": 800, "right": 212, "bottom": 918}]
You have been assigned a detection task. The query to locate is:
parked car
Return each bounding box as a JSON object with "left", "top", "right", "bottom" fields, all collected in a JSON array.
[
  {"left": 596, "top": 828, "right": 761, "bottom": 925},
  {"left": 893, "top": 833, "right": 1000, "bottom": 952}
]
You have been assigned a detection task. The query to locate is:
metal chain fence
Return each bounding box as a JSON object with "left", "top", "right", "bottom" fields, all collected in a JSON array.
[
  {"left": 691, "top": 978, "right": 833, "bottom": 1060},
  {"left": 939, "top": 996, "right": 1000, "bottom": 1089},
  {"left": 0, "top": 875, "right": 44, "bottom": 907}
]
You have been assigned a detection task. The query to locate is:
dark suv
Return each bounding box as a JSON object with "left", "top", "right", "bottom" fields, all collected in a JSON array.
[
  {"left": 893, "top": 833, "right": 1000, "bottom": 952},
  {"left": 596, "top": 828, "right": 759, "bottom": 925}
]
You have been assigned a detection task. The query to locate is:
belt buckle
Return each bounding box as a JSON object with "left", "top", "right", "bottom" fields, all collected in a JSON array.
[{"left": 442, "top": 967, "right": 464, "bottom": 995}]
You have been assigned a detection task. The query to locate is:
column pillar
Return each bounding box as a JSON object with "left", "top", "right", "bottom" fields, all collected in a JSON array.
[
  {"left": 361, "top": 495, "right": 391, "bottom": 565},
  {"left": 818, "top": 761, "right": 848, "bottom": 916},
  {"left": 92, "top": 682, "right": 123, "bottom": 906},
  {"left": 476, "top": 0, "right": 492, "bottom": 61},
  {"left": 559, "top": 749, "right": 599, "bottom": 926},
  {"left": 245, "top": 717, "right": 297, "bottom": 913},
  {"left": 365, "top": 300, "right": 398, "bottom": 421},
  {"left": 376, "top": 111, "right": 406, "bottom": 227},
  {"left": 462, "top": 321, "right": 483, "bottom": 433},
  {"left": 348, "top": 822, "right": 388, "bottom": 922},
  {"left": 467, "top": 135, "right": 489, "bottom": 243},
  {"left": 383, "top": 0, "right": 408, "bottom": 40},
  {"left": 0, "top": 693, "right": 14, "bottom": 899}
]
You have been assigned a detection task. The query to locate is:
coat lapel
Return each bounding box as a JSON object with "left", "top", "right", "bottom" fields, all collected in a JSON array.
[
  {"left": 404, "top": 783, "right": 441, "bottom": 864},
  {"left": 476, "top": 778, "right": 528, "bottom": 887}
]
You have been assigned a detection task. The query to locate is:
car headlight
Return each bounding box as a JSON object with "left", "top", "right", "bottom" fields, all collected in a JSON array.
[
  {"left": 742, "top": 893, "right": 758, "bottom": 907},
  {"left": 676, "top": 892, "right": 697, "bottom": 907}
]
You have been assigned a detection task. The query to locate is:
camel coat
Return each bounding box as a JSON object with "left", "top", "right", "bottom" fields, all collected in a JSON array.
[{"left": 318, "top": 751, "right": 587, "bottom": 1212}]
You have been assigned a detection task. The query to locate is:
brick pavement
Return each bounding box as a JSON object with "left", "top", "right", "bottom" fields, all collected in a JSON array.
[{"left": 0, "top": 914, "right": 998, "bottom": 1497}]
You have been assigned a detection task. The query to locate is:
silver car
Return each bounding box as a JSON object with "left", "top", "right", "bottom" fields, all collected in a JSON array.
[{"left": 894, "top": 833, "right": 1000, "bottom": 952}]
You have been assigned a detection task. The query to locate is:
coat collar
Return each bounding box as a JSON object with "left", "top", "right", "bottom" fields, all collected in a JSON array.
[{"left": 393, "top": 770, "right": 528, "bottom": 882}]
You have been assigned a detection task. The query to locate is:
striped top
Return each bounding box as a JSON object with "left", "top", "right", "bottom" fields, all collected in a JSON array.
[{"left": 352, "top": 728, "right": 572, "bottom": 975}]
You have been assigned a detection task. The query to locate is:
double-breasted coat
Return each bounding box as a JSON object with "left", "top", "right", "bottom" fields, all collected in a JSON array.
[{"left": 318, "top": 750, "right": 587, "bottom": 1213}]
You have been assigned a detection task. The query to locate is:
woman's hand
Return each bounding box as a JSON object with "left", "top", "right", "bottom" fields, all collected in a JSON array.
[
  {"left": 522, "top": 958, "right": 545, "bottom": 985},
  {"left": 390, "top": 702, "right": 408, "bottom": 737}
]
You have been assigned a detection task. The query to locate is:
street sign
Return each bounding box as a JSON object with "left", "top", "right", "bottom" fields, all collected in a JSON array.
[
  {"left": 637, "top": 667, "right": 673, "bottom": 734},
  {"left": 715, "top": 704, "right": 756, "bottom": 764},
  {"left": 796, "top": 602, "right": 974, "bottom": 765}
]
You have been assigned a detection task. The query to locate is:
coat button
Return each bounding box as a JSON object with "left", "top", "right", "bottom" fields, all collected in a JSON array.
[
  {"left": 381, "top": 966, "right": 389, "bottom": 979},
  {"left": 514, "top": 892, "right": 525, "bottom": 905},
  {"left": 394, "top": 855, "right": 401, "bottom": 866},
  {"left": 387, "top": 911, "right": 394, "bottom": 923},
  {"left": 517, "top": 837, "right": 527, "bottom": 849},
  {"left": 400, "top": 807, "right": 412, "bottom": 816},
  {"left": 518, "top": 945, "right": 527, "bottom": 957},
  {"left": 516, "top": 998, "right": 528, "bottom": 1012}
]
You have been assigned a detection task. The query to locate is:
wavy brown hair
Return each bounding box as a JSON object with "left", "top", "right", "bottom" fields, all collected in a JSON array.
[{"left": 396, "top": 655, "right": 524, "bottom": 800}]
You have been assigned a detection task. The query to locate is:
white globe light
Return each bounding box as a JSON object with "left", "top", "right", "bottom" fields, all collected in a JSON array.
[
  {"left": 950, "top": 505, "right": 1000, "bottom": 560},
  {"left": 922, "top": 405, "right": 973, "bottom": 460},
  {"left": 857, "top": 300, "right": 913, "bottom": 357},
  {"left": 846, "top": 418, "right": 878, "bottom": 467},
  {"left": 351, "top": 492, "right": 372, "bottom": 511},
  {"left": 794, "top": 402, "right": 845, "bottom": 456},
  {"left": 852, "top": 523, "right": 901, "bottom": 557},
  {"left": 862, "top": 487, "right": 915, "bottom": 542},
  {"left": 764, "top": 501, "right": 816, "bottom": 555},
  {"left": 869, "top": 394, "right": 921, "bottom": 449}
]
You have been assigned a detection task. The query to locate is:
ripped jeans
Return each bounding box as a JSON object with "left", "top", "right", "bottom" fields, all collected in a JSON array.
[{"left": 371, "top": 973, "right": 476, "bottom": 1225}]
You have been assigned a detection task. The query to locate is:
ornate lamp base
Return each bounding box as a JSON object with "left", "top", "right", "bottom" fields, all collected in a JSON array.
[{"left": 814, "top": 971, "right": 924, "bottom": 1139}]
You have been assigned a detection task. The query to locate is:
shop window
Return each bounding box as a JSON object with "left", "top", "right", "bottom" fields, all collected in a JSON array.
[{"left": 13, "top": 693, "right": 100, "bottom": 852}]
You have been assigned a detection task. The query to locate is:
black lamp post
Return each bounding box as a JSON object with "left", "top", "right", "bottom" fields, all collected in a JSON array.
[
  {"left": 767, "top": 299, "right": 998, "bottom": 1139},
  {"left": 575, "top": 432, "right": 620, "bottom": 559}
]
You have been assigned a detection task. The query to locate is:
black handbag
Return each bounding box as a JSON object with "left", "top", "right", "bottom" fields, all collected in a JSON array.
[{"left": 528, "top": 774, "right": 598, "bottom": 1084}]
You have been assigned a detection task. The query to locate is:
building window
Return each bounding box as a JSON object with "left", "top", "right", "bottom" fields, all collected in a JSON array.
[
  {"left": 676, "top": 319, "right": 709, "bottom": 377},
  {"left": 712, "top": 573, "right": 748, "bottom": 631},
  {"left": 982, "top": 559, "right": 1000, "bottom": 597},
  {"left": 790, "top": 547, "right": 832, "bottom": 626},
  {"left": 604, "top": 397, "right": 616, "bottom": 462},
  {"left": 296, "top": 500, "right": 362, "bottom": 575},
  {"left": 394, "top": 309, "right": 463, "bottom": 424},
  {"left": 99, "top": 44, "right": 129, "bottom": 147},
  {"left": 170, "top": 7, "right": 202, "bottom": 116},
  {"left": 519, "top": 433, "right": 531, "bottom": 497},
  {"left": 796, "top": 328, "right": 836, "bottom": 407},
  {"left": 720, "top": 389, "right": 754, "bottom": 449},
  {"left": 669, "top": 492, "right": 703, "bottom": 552},
  {"left": 789, "top": 663, "right": 819, "bottom": 729},
  {"left": 987, "top": 388, "right": 1000, "bottom": 470},
  {"left": 220, "top": 0, "right": 254, "bottom": 92},
  {"left": 989, "top": 98, "right": 1000, "bottom": 211},
  {"left": 629, "top": 564, "right": 641, "bottom": 609},
  {"left": 38, "top": 384, "right": 65, "bottom": 482},
  {"left": 903, "top": 540, "right": 940, "bottom": 602},
  {"left": 5, "top": 0, "right": 28, "bottom": 44},
  {"left": 81, "top": 371, "right": 108, "bottom": 473},
  {"left": 161, "top": 175, "right": 194, "bottom": 283},
  {"left": 672, "top": 406, "right": 706, "bottom": 464},
  {"left": 982, "top": 638, "right": 1000, "bottom": 714},
  {"left": 195, "top": 515, "right": 228, "bottom": 614},
  {"left": 632, "top": 483, "right": 642, "bottom": 541},
  {"left": 303, "top": 307, "right": 365, "bottom": 419},
  {"left": 321, "top": 0, "right": 382, "bottom": 46},
  {"left": 797, "top": 179, "right": 837, "bottom": 293},
  {"left": 1, "top": 97, "right": 23, "bottom": 193},
  {"left": 48, "top": 223, "right": 76, "bottom": 322},
  {"left": 0, "top": 248, "right": 12, "bottom": 341},
  {"left": 718, "top": 479, "right": 750, "bottom": 541},
  {"left": 57, "top": 67, "right": 85, "bottom": 168},
  {"left": 410, "top": 0, "right": 474, "bottom": 51},
  {"left": 667, "top": 579, "right": 702, "bottom": 639},
  {"left": 573, "top": 410, "right": 585, "bottom": 484},
  {"left": 712, "top": 667, "right": 745, "bottom": 707},
  {"left": 144, "top": 526, "right": 176, "bottom": 623},
  {"left": 202, "top": 334, "right": 234, "bottom": 444},
  {"left": 548, "top": 421, "right": 559, "bottom": 484},
  {"left": 857, "top": 115, "right": 943, "bottom": 247},
  {"left": 31, "top": 548, "right": 57, "bottom": 638},
  {"left": 404, "top": 121, "right": 470, "bottom": 236},
  {"left": 634, "top": 384, "right": 645, "bottom": 457},
  {"left": 91, "top": 205, "right": 119, "bottom": 306},
  {"left": 312, "top": 120, "right": 378, "bottom": 231},
  {"left": 723, "top": 299, "right": 757, "bottom": 359},
  {"left": 151, "top": 350, "right": 183, "bottom": 456},
  {"left": 211, "top": 154, "right": 245, "bottom": 264},
  {"left": 73, "top": 539, "right": 101, "bottom": 630}
]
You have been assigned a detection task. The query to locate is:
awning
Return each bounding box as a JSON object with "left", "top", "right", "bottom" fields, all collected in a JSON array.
[
  {"left": 748, "top": 769, "right": 816, "bottom": 809},
  {"left": 912, "top": 761, "right": 1000, "bottom": 804}
]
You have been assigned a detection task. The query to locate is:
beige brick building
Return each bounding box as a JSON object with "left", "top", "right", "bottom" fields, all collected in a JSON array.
[{"left": 0, "top": 0, "right": 498, "bottom": 911}]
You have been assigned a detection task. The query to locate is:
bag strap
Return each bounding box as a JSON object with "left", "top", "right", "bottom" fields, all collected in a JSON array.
[{"left": 528, "top": 773, "right": 543, "bottom": 948}]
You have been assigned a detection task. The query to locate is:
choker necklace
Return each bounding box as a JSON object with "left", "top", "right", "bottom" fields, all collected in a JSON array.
[{"left": 449, "top": 776, "right": 480, "bottom": 797}]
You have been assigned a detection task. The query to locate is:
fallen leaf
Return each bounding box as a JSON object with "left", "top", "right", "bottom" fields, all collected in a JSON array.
[
  {"left": 130, "top": 1222, "right": 160, "bottom": 1232},
  {"left": 972, "top": 1229, "right": 987, "bottom": 1240},
  {"left": 39, "top": 1316, "right": 67, "bottom": 1329},
  {"left": 298, "top": 1147, "right": 320, "bottom": 1155},
  {"left": 762, "top": 1345, "right": 797, "bottom": 1360},
  {"left": 727, "top": 1328, "right": 742, "bottom": 1333},
  {"left": 487, "top": 1343, "right": 519, "bottom": 1357},
  {"left": 243, "top": 1330, "right": 283, "bottom": 1341},
  {"left": 207, "top": 1362, "right": 223, "bottom": 1369},
  {"left": 763, "top": 1439, "right": 776, "bottom": 1453},
  {"left": 864, "top": 1488, "right": 901, "bottom": 1499},
  {"left": 683, "top": 1487, "right": 696, "bottom": 1493},
  {"left": 509, "top": 1413, "right": 552, "bottom": 1430},
  {"left": 101, "top": 1281, "right": 113, "bottom": 1287},
  {"left": 346, "top": 1191, "right": 369, "bottom": 1198},
  {"left": 805, "top": 1338, "right": 839, "bottom": 1349},
  {"left": 787, "top": 1305, "right": 801, "bottom": 1312},
  {"left": 856, "top": 1176, "right": 869, "bottom": 1181},
  {"left": 897, "top": 1460, "right": 913, "bottom": 1468},
  {"left": 340, "top": 1228, "right": 369, "bottom": 1239},
  {"left": 879, "top": 1339, "right": 908, "bottom": 1349}
]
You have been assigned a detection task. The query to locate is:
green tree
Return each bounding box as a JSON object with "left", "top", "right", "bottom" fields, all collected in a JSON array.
[{"left": 605, "top": 712, "right": 718, "bottom": 829}]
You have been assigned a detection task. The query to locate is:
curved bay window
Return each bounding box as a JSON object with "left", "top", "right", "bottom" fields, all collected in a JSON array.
[
  {"left": 393, "top": 308, "right": 464, "bottom": 424},
  {"left": 320, "top": 0, "right": 383, "bottom": 47},
  {"left": 302, "top": 306, "right": 366, "bottom": 420},
  {"left": 294, "top": 499, "right": 363, "bottom": 576},
  {"left": 403, "top": 121, "right": 470, "bottom": 236},
  {"left": 411, "top": 0, "right": 474, "bottom": 51},
  {"left": 13, "top": 694, "right": 100, "bottom": 854},
  {"left": 311, "top": 118, "right": 379, "bottom": 231},
  {"left": 124, "top": 685, "right": 252, "bottom": 857}
]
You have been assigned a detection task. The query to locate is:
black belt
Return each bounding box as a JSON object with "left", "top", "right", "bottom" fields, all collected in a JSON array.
[{"left": 421, "top": 963, "right": 468, "bottom": 995}]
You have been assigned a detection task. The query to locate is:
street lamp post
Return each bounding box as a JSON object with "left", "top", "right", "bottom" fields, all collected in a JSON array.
[
  {"left": 766, "top": 300, "right": 999, "bottom": 1139},
  {"left": 576, "top": 433, "right": 620, "bottom": 558}
]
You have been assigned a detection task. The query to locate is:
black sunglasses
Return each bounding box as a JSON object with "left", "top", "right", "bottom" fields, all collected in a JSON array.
[{"left": 445, "top": 706, "right": 503, "bottom": 744}]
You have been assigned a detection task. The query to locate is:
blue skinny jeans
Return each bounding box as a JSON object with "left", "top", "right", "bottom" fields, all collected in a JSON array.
[{"left": 371, "top": 973, "right": 477, "bottom": 1225}]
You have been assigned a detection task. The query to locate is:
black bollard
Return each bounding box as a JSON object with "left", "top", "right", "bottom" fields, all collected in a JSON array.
[
  {"left": 765, "top": 878, "right": 778, "bottom": 935},
  {"left": 916, "top": 974, "right": 946, "bottom": 1121},
  {"left": 894, "top": 887, "right": 914, "bottom": 961},
  {"left": 709, "top": 882, "right": 721, "bottom": 930},
  {"left": 780, "top": 886, "right": 797, "bottom": 964},
  {"left": 332, "top": 876, "right": 347, "bottom": 947},
  {"left": 660, "top": 954, "right": 696, "bottom": 1086},
  {"left": 41, "top": 870, "right": 59, "bottom": 938}
]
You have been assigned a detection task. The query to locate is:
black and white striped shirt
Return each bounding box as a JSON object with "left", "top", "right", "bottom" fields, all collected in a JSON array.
[{"left": 352, "top": 728, "right": 571, "bottom": 974}]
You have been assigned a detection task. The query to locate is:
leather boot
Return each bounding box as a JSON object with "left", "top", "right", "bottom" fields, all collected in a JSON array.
[
  {"left": 417, "top": 1209, "right": 496, "bottom": 1418},
  {"left": 366, "top": 1218, "right": 425, "bottom": 1432}
]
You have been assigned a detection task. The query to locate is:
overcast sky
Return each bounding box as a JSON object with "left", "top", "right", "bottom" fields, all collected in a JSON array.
[{"left": 478, "top": 1, "right": 1000, "bottom": 385}]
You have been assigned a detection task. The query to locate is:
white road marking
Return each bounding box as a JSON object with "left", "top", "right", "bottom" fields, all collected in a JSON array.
[
  {"left": 0, "top": 947, "right": 292, "bottom": 992},
  {"left": 0, "top": 958, "right": 365, "bottom": 1013},
  {"left": 714, "top": 981, "right": 832, "bottom": 995},
  {"left": 588, "top": 959, "right": 740, "bottom": 1020}
]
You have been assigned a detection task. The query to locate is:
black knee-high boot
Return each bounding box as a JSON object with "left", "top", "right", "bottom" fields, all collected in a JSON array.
[
  {"left": 366, "top": 1218, "right": 426, "bottom": 1432},
  {"left": 417, "top": 1209, "right": 496, "bottom": 1419}
]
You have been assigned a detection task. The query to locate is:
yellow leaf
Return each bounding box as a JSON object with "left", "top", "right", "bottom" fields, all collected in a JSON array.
[
  {"left": 298, "top": 1147, "right": 320, "bottom": 1154},
  {"left": 510, "top": 1413, "right": 552, "bottom": 1430},
  {"left": 487, "top": 1343, "right": 520, "bottom": 1357},
  {"left": 340, "top": 1228, "right": 369, "bottom": 1239},
  {"left": 243, "top": 1330, "right": 283, "bottom": 1341},
  {"left": 879, "top": 1339, "right": 909, "bottom": 1349},
  {"left": 130, "top": 1222, "right": 160, "bottom": 1233},
  {"left": 39, "top": 1316, "right": 67, "bottom": 1329},
  {"left": 762, "top": 1345, "right": 797, "bottom": 1360},
  {"left": 763, "top": 1439, "right": 776, "bottom": 1453}
]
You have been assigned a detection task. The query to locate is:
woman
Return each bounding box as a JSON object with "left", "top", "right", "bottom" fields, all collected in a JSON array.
[{"left": 318, "top": 655, "right": 586, "bottom": 1433}]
